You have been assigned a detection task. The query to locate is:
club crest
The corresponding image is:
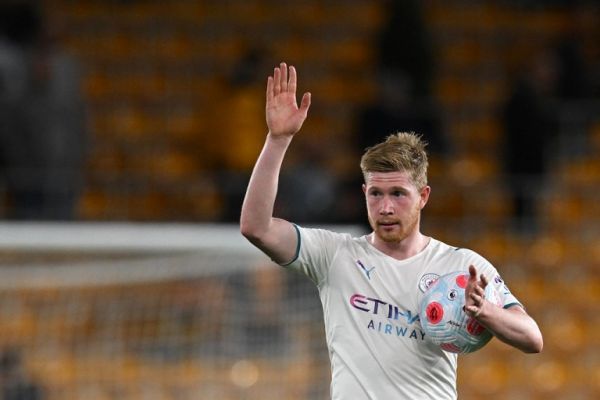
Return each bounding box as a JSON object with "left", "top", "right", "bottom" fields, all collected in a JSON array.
[{"left": 419, "top": 273, "right": 440, "bottom": 293}]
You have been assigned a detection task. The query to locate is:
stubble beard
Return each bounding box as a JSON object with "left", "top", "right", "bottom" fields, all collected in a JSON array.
[{"left": 369, "top": 206, "right": 421, "bottom": 244}]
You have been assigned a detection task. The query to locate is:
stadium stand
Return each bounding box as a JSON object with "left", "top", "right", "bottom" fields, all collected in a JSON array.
[{"left": 0, "top": 0, "right": 597, "bottom": 399}]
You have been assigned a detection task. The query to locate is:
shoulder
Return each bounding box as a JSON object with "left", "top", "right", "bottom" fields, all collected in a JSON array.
[
  {"left": 294, "top": 225, "right": 367, "bottom": 261},
  {"left": 431, "top": 239, "right": 495, "bottom": 271},
  {"left": 284, "top": 226, "right": 365, "bottom": 284},
  {"left": 297, "top": 225, "right": 361, "bottom": 245},
  {"left": 426, "top": 238, "right": 467, "bottom": 259}
]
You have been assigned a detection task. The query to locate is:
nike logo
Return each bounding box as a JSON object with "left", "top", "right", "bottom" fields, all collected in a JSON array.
[{"left": 356, "top": 260, "right": 375, "bottom": 280}]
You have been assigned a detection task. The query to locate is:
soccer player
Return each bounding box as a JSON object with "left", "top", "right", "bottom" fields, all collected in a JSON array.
[{"left": 240, "top": 62, "right": 543, "bottom": 399}]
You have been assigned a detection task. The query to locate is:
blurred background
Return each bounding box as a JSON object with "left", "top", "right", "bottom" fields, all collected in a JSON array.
[{"left": 0, "top": 0, "right": 598, "bottom": 399}]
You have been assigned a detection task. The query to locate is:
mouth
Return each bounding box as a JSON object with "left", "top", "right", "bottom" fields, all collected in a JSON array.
[{"left": 377, "top": 221, "right": 399, "bottom": 228}]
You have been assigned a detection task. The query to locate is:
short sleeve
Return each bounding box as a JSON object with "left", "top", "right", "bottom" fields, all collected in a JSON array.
[
  {"left": 487, "top": 272, "right": 523, "bottom": 310},
  {"left": 460, "top": 249, "right": 523, "bottom": 309},
  {"left": 280, "top": 225, "right": 348, "bottom": 286}
]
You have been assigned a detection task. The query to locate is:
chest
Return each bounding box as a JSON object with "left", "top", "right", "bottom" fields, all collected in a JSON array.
[{"left": 327, "top": 248, "right": 437, "bottom": 314}]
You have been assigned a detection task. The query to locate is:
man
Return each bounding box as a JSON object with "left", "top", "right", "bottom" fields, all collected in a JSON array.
[{"left": 240, "top": 63, "right": 543, "bottom": 399}]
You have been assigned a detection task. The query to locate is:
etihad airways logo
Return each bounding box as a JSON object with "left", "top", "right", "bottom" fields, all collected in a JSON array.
[{"left": 350, "top": 293, "right": 426, "bottom": 341}]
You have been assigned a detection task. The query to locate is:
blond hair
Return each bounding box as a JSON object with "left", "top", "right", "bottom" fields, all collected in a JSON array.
[{"left": 360, "top": 132, "right": 429, "bottom": 188}]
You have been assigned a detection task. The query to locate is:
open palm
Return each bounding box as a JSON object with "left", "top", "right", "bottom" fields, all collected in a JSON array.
[{"left": 266, "top": 62, "right": 311, "bottom": 137}]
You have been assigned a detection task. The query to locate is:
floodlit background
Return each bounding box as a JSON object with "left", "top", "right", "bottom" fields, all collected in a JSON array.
[{"left": 0, "top": 1, "right": 598, "bottom": 399}]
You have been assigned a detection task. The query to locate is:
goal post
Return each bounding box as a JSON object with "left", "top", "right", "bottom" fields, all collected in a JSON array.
[{"left": 0, "top": 222, "right": 363, "bottom": 400}]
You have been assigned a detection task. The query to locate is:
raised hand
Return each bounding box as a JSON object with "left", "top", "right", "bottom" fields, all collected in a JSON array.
[
  {"left": 464, "top": 265, "right": 488, "bottom": 318},
  {"left": 266, "top": 62, "right": 311, "bottom": 138}
]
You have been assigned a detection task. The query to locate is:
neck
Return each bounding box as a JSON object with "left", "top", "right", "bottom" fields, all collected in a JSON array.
[{"left": 369, "top": 230, "right": 430, "bottom": 261}]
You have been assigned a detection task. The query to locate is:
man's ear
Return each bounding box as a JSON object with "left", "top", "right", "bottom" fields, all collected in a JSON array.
[
  {"left": 362, "top": 183, "right": 367, "bottom": 194},
  {"left": 419, "top": 186, "right": 431, "bottom": 209}
]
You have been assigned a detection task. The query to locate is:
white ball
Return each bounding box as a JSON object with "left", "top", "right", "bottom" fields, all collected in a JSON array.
[{"left": 419, "top": 270, "right": 501, "bottom": 354}]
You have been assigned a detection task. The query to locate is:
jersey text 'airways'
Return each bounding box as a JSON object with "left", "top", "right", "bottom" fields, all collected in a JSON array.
[{"left": 350, "top": 293, "right": 427, "bottom": 342}]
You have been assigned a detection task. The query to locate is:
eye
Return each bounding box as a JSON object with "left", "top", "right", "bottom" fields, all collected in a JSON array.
[{"left": 447, "top": 289, "right": 458, "bottom": 301}]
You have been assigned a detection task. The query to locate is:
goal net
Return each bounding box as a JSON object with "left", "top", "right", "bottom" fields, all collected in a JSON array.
[{"left": 0, "top": 222, "right": 363, "bottom": 400}]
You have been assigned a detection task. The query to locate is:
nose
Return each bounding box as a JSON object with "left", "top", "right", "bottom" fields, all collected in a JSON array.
[{"left": 379, "top": 196, "right": 394, "bottom": 215}]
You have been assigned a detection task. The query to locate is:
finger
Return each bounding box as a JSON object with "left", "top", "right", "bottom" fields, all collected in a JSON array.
[
  {"left": 469, "top": 264, "right": 477, "bottom": 276},
  {"left": 280, "top": 62, "right": 288, "bottom": 91},
  {"left": 470, "top": 292, "right": 484, "bottom": 305},
  {"left": 468, "top": 265, "right": 477, "bottom": 282},
  {"left": 473, "top": 285, "right": 485, "bottom": 297},
  {"left": 465, "top": 305, "right": 481, "bottom": 317},
  {"left": 299, "top": 92, "right": 311, "bottom": 113},
  {"left": 465, "top": 288, "right": 482, "bottom": 306},
  {"left": 288, "top": 65, "right": 297, "bottom": 94},
  {"left": 480, "top": 273, "right": 489, "bottom": 288},
  {"left": 266, "top": 76, "right": 274, "bottom": 102},
  {"left": 273, "top": 67, "right": 281, "bottom": 95}
]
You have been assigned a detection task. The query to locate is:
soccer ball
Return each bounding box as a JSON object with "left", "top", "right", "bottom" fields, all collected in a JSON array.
[{"left": 419, "top": 270, "right": 501, "bottom": 354}]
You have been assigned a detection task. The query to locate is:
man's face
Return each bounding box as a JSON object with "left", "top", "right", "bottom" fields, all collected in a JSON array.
[{"left": 363, "top": 171, "right": 430, "bottom": 243}]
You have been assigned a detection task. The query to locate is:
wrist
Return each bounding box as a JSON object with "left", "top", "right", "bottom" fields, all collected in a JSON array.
[{"left": 266, "top": 132, "right": 294, "bottom": 146}]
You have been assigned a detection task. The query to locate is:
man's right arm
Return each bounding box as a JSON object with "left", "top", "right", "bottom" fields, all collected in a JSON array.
[
  {"left": 240, "top": 62, "right": 311, "bottom": 264},
  {"left": 240, "top": 134, "right": 298, "bottom": 264}
]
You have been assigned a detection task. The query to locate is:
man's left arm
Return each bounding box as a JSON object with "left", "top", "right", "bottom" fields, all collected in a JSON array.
[{"left": 465, "top": 265, "right": 543, "bottom": 353}]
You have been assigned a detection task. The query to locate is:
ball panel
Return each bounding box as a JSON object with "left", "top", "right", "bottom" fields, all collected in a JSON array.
[
  {"left": 419, "top": 270, "right": 500, "bottom": 354},
  {"left": 426, "top": 302, "right": 444, "bottom": 324},
  {"left": 455, "top": 274, "right": 468, "bottom": 288}
]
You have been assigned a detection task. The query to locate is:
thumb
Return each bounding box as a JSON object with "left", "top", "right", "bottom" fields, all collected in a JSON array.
[{"left": 299, "top": 92, "right": 311, "bottom": 113}]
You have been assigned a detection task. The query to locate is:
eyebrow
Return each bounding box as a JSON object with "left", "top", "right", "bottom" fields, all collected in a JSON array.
[{"left": 367, "top": 185, "right": 410, "bottom": 192}]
